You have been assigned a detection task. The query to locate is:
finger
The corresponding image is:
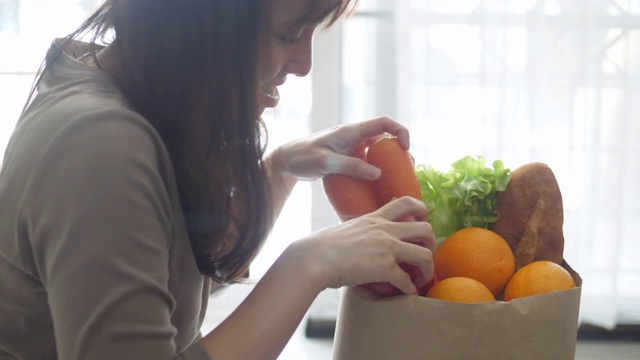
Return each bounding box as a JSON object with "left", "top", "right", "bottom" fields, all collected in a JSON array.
[
  {"left": 393, "top": 242, "right": 435, "bottom": 289},
  {"left": 354, "top": 117, "right": 411, "bottom": 149},
  {"left": 414, "top": 255, "right": 435, "bottom": 290},
  {"left": 373, "top": 198, "right": 435, "bottom": 252},
  {"left": 385, "top": 265, "right": 418, "bottom": 295},
  {"left": 405, "top": 221, "right": 437, "bottom": 253},
  {"left": 362, "top": 135, "right": 381, "bottom": 148},
  {"left": 324, "top": 118, "right": 409, "bottom": 179},
  {"left": 375, "top": 196, "right": 428, "bottom": 222},
  {"left": 382, "top": 221, "right": 435, "bottom": 251},
  {"left": 326, "top": 154, "right": 381, "bottom": 180}
]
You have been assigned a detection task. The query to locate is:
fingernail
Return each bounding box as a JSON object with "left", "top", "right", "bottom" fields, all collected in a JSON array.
[{"left": 368, "top": 166, "right": 382, "bottom": 180}]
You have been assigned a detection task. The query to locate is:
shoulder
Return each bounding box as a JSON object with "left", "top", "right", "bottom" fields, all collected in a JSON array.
[
  {"left": 7, "top": 71, "right": 178, "bottom": 212},
  {"left": 19, "top": 49, "right": 161, "bottom": 152},
  {"left": 43, "top": 77, "right": 160, "bottom": 149},
  {"left": 14, "top": 67, "right": 171, "bottom": 173},
  {"left": 4, "top": 59, "right": 180, "bottom": 229}
]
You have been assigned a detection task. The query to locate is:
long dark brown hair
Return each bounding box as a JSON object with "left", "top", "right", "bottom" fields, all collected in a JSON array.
[{"left": 25, "top": 0, "right": 358, "bottom": 283}]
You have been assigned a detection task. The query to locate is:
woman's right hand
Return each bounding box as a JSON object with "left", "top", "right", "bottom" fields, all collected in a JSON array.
[
  {"left": 199, "top": 198, "right": 434, "bottom": 360},
  {"left": 290, "top": 196, "right": 436, "bottom": 295}
]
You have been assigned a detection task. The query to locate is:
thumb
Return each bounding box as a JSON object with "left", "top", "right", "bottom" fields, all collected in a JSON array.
[{"left": 332, "top": 155, "right": 381, "bottom": 181}]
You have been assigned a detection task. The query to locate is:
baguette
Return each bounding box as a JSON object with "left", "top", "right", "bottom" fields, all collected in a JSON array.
[{"left": 488, "top": 162, "right": 565, "bottom": 269}]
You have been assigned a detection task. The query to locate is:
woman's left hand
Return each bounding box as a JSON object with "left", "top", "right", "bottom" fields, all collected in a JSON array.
[{"left": 270, "top": 116, "right": 410, "bottom": 181}]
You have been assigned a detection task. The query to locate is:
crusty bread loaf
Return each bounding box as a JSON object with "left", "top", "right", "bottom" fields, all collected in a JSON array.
[{"left": 488, "top": 163, "right": 564, "bottom": 270}]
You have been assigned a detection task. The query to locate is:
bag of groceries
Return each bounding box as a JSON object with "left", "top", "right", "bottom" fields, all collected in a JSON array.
[
  {"left": 333, "top": 263, "right": 581, "bottom": 360},
  {"left": 322, "top": 138, "right": 582, "bottom": 360}
]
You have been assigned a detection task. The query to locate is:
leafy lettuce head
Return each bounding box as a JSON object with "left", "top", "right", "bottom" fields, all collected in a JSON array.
[{"left": 416, "top": 155, "right": 511, "bottom": 245}]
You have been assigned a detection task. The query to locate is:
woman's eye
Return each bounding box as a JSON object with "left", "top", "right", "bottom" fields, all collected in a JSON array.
[{"left": 277, "top": 27, "right": 304, "bottom": 45}]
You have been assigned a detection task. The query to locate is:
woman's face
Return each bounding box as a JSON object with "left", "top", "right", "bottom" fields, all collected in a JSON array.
[{"left": 257, "top": 0, "right": 319, "bottom": 114}]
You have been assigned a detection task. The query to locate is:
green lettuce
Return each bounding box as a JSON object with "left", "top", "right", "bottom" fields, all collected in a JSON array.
[{"left": 415, "top": 155, "right": 511, "bottom": 245}]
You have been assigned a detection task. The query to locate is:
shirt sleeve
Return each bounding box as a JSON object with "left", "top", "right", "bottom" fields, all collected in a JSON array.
[{"left": 23, "top": 110, "right": 210, "bottom": 360}]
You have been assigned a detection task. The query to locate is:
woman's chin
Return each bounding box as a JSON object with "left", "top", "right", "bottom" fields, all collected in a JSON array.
[
  {"left": 258, "top": 103, "right": 276, "bottom": 118},
  {"left": 262, "top": 88, "right": 280, "bottom": 107},
  {"left": 263, "top": 98, "right": 279, "bottom": 109},
  {"left": 257, "top": 89, "right": 280, "bottom": 117}
]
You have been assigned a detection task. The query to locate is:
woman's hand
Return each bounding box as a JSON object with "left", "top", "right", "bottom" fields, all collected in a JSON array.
[
  {"left": 269, "top": 117, "right": 410, "bottom": 182},
  {"left": 290, "top": 196, "right": 436, "bottom": 295}
]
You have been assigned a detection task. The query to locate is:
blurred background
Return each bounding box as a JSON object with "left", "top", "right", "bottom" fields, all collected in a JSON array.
[
  {"left": 284, "top": 0, "right": 639, "bottom": 335},
  {"left": 1, "top": 0, "right": 638, "bottom": 357}
]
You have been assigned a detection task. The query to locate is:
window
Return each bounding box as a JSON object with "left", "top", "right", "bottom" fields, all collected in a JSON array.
[
  {"left": 329, "top": 0, "right": 640, "bottom": 329},
  {"left": 0, "top": 0, "right": 19, "bottom": 33},
  {"left": 0, "top": 0, "right": 103, "bottom": 160}
]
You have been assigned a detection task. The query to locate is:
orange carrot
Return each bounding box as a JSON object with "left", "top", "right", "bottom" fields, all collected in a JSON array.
[
  {"left": 322, "top": 174, "right": 379, "bottom": 222},
  {"left": 366, "top": 136, "right": 422, "bottom": 205},
  {"left": 323, "top": 136, "right": 432, "bottom": 298}
]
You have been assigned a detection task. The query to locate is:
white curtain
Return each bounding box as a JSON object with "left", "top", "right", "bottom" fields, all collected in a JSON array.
[{"left": 339, "top": 0, "right": 640, "bottom": 329}]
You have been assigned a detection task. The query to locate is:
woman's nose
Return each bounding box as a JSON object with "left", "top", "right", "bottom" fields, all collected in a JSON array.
[{"left": 285, "top": 35, "right": 313, "bottom": 77}]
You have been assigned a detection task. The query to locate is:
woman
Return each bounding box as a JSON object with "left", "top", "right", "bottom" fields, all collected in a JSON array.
[{"left": 0, "top": 0, "right": 436, "bottom": 359}]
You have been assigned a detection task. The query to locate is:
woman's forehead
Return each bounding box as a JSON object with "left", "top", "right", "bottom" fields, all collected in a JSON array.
[
  {"left": 268, "top": 0, "right": 344, "bottom": 29},
  {"left": 269, "top": 0, "right": 309, "bottom": 28}
]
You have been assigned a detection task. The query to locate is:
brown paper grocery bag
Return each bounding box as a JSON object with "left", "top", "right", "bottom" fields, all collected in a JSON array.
[{"left": 333, "top": 261, "right": 582, "bottom": 360}]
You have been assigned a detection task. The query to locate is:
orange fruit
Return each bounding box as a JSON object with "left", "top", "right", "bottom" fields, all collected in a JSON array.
[
  {"left": 425, "top": 277, "right": 495, "bottom": 303},
  {"left": 434, "top": 227, "right": 515, "bottom": 296},
  {"left": 504, "top": 260, "right": 576, "bottom": 301}
]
